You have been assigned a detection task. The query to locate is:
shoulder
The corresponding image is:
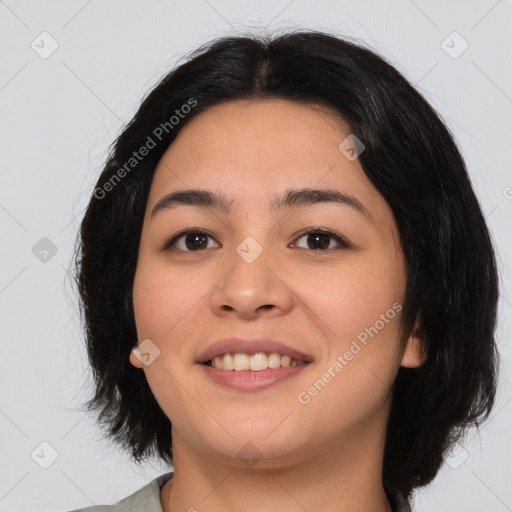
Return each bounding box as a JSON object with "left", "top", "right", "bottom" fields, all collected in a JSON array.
[{"left": 66, "top": 472, "right": 174, "bottom": 512}]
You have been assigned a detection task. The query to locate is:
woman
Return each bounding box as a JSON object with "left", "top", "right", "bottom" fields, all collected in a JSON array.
[{"left": 69, "top": 30, "right": 499, "bottom": 512}]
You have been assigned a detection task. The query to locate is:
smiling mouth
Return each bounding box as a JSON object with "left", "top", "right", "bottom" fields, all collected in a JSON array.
[{"left": 203, "top": 352, "right": 311, "bottom": 371}]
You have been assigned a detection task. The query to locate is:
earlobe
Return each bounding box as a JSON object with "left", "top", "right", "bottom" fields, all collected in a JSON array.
[
  {"left": 400, "top": 323, "right": 427, "bottom": 368},
  {"left": 130, "top": 346, "right": 143, "bottom": 368}
]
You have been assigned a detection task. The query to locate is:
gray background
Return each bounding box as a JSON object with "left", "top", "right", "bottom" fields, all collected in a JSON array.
[{"left": 1, "top": 1, "right": 511, "bottom": 511}]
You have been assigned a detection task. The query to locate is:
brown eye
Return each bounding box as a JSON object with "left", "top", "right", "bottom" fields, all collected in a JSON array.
[
  {"left": 163, "top": 228, "right": 350, "bottom": 253},
  {"left": 292, "top": 229, "right": 351, "bottom": 251},
  {"left": 163, "top": 230, "right": 219, "bottom": 252}
]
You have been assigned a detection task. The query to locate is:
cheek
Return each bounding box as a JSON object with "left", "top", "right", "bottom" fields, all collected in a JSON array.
[
  {"left": 131, "top": 263, "right": 199, "bottom": 398},
  {"left": 305, "top": 256, "right": 403, "bottom": 341},
  {"left": 299, "top": 255, "right": 404, "bottom": 406},
  {"left": 132, "top": 262, "right": 205, "bottom": 426},
  {"left": 132, "top": 258, "right": 205, "bottom": 342}
]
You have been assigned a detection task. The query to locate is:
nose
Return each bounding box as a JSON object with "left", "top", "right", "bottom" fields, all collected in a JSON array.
[{"left": 209, "top": 241, "right": 294, "bottom": 320}]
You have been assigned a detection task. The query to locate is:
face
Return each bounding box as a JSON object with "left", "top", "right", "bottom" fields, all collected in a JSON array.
[{"left": 130, "top": 99, "right": 424, "bottom": 468}]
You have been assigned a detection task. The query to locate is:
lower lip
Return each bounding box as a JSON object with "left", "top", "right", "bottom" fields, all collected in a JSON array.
[{"left": 199, "top": 364, "right": 311, "bottom": 391}]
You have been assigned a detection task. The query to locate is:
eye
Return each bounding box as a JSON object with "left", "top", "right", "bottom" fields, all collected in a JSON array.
[
  {"left": 162, "top": 228, "right": 351, "bottom": 253},
  {"left": 291, "top": 228, "right": 351, "bottom": 251},
  {"left": 162, "top": 229, "right": 220, "bottom": 252}
]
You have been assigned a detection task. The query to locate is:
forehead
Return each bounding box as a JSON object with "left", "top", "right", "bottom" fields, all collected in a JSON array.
[
  {"left": 163, "top": 98, "right": 354, "bottom": 166},
  {"left": 148, "top": 99, "right": 392, "bottom": 234}
]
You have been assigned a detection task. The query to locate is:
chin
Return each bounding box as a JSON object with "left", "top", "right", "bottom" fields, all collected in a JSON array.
[{"left": 200, "top": 423, "right": 306, "bottom": 468}]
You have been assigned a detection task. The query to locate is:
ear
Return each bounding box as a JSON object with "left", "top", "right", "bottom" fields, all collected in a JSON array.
[
  {"left": 129, "top": 346, "right": 143, "bottom": 369},
  {"left": 400, "top": 317, "right": 427, "bottom": 368}
]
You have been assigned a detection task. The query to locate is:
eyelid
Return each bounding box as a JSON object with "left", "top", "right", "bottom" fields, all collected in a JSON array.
[
  {"left": 162, "top": 227, "right": 351, "bottom": 252},
  {"left": 161, "top": 227, "right": 218, "bottom": 251},
  {"left": 290, "top": 227, "right": 352, "bottom": 249}
]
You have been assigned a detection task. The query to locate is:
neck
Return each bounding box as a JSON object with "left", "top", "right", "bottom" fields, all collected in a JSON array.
[{"left": 160, "top": 413, "right": 393, "bottom": 512}]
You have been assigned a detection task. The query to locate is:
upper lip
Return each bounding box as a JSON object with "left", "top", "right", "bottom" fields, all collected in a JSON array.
[{"left": 196, "top": 338, "right": 314, "bottom": 364}]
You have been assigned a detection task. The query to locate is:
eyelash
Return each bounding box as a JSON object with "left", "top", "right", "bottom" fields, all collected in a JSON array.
[{"left": 162, "top": 228, "right": 351, "bottom": 253}]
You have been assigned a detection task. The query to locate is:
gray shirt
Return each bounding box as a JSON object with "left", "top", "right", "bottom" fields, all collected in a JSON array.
[{"left": 67, "top": 472, "right": 412, "bottom": 512}]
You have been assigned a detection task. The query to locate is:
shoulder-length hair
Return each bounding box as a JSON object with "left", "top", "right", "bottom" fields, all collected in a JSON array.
[{"left": 73, "top": 30, "right": 500, "bottom": 500}]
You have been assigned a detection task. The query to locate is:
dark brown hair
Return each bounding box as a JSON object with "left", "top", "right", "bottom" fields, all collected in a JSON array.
[{"left": 73, "top": 30, "right": 500, "bottom": 500}]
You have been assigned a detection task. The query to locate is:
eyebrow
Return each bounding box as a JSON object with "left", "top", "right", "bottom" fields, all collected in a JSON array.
[{"left": 150, "top": 187, "right": 374, "bottom": 223}]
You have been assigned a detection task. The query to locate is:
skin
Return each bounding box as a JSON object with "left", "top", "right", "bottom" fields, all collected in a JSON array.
[{"left": 129, "top": 99, "right": 425, "bottom": 512}]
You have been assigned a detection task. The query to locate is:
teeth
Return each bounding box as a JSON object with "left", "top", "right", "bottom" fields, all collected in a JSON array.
[
  {"left": 233, "top": 353, "right": 249, "bottom": 371},
  {"left": 212, "top": 356, "right": 223, "bottom": 369},
  {"left": 208, "top": 352, "right": 306, "bottom": 371},
  {"left": 268, "top": 353, "right": 281, "bottom": 368},
  {"left": 222, "top": 353, "right": 234, "bottom": 370},
  {"left": 249, "top": 353, "right": 267, "bottom": 371}
]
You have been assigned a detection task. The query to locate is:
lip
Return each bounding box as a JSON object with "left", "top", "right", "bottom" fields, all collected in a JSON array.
[
  {"left": 199, "top": 364, "right": 311, "bottom": 392},
  {"left": 195, "top": 337, "right": 314, "bottom": 364}
]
